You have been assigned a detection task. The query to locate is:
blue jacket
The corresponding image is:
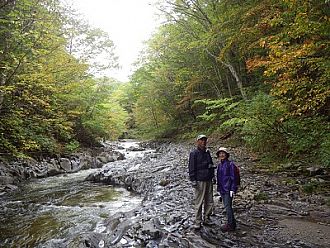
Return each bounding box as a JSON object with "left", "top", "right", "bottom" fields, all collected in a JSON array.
[
  {"left": 216, "top": 159, "right": 238, "bottom": 194},
  {"left": 188, "top": 148, "right": 214, "bottom": 181}
]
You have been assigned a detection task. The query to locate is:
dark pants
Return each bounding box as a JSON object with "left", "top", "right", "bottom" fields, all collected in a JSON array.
[{"left": 221, "top": 193, "right": 236, "bottom": 228}]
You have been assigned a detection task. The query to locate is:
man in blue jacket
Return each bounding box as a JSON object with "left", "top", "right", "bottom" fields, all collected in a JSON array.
[
  {"left": 216, "top": 147, "right": 238, "bottom": 232},
  {"left": 188, "top": 134, "right": 215, "bottom": 230}
]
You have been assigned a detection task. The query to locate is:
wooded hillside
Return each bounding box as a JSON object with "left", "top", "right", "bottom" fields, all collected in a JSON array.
[
  {"left": 127, "top": 0, "right": 330, "bottom": 167},
  {"left": 0, "top": 0, "right": 126, "bottom": 157},
  {"left": 0, "top": 0, "right": 329, "bottom": 168}
]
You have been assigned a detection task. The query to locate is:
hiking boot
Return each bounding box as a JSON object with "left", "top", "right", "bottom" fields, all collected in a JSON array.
[
  {"left": 203, "top": 218, "right": 215, "bottom": 226},
  {"left": 220, "top": 224, "right": 235, "bottom": 232}
]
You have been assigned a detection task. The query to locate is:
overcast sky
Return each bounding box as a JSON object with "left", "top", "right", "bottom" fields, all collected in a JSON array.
[{"left": 68, "top": 0, "right": 161, "bottom": 82}]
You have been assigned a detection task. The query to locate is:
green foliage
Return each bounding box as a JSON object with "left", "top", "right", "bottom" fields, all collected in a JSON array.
[
  {"left": 320, "top": 133, "right": 330, "bottom": 167},
  {"left": 64, "top": 141, "right": 80, "bottom": 153},
  {"left": 246, "top": 0, "right": 330, "bottom": 117},
  {"left": 254, "top": 192, "right": 269, "bottom": 201},
  {"left": 282, "top": 177, "right": 298, "bottom": 186},
  {"left": 239, "top": 93, "right": 288, "bottom": 156},
  {"left": 127, "top": 1, "right": 329, "bottom": 169},
  {"left": 285, "top": 117, "right": 329, "bottom": 157},
  {"left": 195, "top": 98, "right": 245, "bottom": 134},
  {"left": 0, "top": 0, "right": 127, "bottom": 158},
  {"left": 0, "top": 0, "right": 72, "bottom": 156},
  {"left": 64, "top": 15, "right": 119, "bottom": 74},
  {"left": 68, "top": 77, "right": 129, "bottom": 145},
  {"left": 300, "top": 178, "right": 328, "bottom": 195},
  {"left": 1, "top": 0, "right": 329, "bottom": 171},
  {"left": 301, "top": 182, "right": 317, "bottom": 194},
  {"left": 235, "top": 93, "right": 329, "bottom": 166}
]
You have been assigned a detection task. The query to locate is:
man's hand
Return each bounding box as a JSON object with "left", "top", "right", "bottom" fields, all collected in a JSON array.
[
  {"left": 191, "top": 181, "right": 197, "bottom": 188},
  {"left": 230, "top": 191, "right": 234, "bottom": 198}
]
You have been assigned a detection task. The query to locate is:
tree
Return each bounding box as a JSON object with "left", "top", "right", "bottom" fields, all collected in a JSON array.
[
  {"left": 159, "top": 0, "right": 249, "bottom": 99},
  {"left": 64, "top": 11, "right": 119, "bottom": 75},
  {"left": 245, "top": 0, "right": 330, "bottom": 117},
  {"left": 0, "top": 0, "right": 80, "bottom": 156},
  {"left": 0, "top": 0, "right": 125, "bottom": 157}
]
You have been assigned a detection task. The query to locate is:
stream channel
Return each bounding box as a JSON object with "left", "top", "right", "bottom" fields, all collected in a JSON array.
[{"left": 0, "top": 140, "right": 151, "bottom": 247}]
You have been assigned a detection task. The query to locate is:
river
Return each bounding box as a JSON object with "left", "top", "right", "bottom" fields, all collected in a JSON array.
[{"left": 0, "top": 140, "right": 148, "bottom": 247}]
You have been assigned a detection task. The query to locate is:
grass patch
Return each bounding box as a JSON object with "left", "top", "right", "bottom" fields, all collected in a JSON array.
[
  {"left": 254, "top": 192, "right": 269, "bottom": 201},
  {"left": 300, "top": 179, "right": 329, "bottom": 194},
  {"left": 282, "top": 177, "right": 298, "bottom": 186}
]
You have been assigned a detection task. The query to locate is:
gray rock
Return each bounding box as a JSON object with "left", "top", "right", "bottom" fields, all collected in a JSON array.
[
  {"left": 0, "top": 175, "right": 14, "bottom": 185},
  {"left": 60, "top": 158, "right": 71, "bottom": 172}
]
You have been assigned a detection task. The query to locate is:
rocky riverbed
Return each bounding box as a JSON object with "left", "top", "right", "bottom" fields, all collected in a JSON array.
[
  {"left": 64, "top": 141, "right": 330, "bottom": 248},
  {"left": 1, "top": 140, "right": 329, "bottom": 247},
  {"left": 0, "top": 146, "right": 125, "bottom": 193}
]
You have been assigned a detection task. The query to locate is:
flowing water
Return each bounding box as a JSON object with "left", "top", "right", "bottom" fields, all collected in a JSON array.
[{"left": 0, "top": 140, "right": 147, "bottom": 247}]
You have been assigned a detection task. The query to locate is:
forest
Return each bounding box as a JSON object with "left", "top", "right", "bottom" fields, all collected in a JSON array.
[{"left": 0, "top": 0, "right": 329, "bottom": 167}]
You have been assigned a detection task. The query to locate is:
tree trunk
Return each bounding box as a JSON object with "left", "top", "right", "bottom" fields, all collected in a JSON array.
[
  {"left": 221, "top": 61, "right": 247, "bottom": 100},
  {"left": 205, "top": 48, "right": 247, "bottom": 100},
  {"left": 225, "top": 74, "right": 233, "bottom": 98}
]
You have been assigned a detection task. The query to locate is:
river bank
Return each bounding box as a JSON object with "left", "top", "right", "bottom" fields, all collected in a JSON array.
[
  {"left": 0, "top": 140, "right": 150, "bottom": 247},
  {"left": 73, "top": 140, "right": 330, "bottom": 247},
  {"left": 0, "top": 145, "right": 125, "bottom": 194},
  {"left": 1, "top": 139, "right": 329, "bottom": 247}
]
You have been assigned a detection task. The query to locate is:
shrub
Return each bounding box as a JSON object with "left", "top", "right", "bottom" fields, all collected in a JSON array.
[
  {"left": 239, "top": 93, "right": 288, "bottom": 157},
  {"left": 320, "top": 133, "right": 330, "bottom": 167},
  {"left": 284, "top": 116, "right": 330, "bottom": 164}
]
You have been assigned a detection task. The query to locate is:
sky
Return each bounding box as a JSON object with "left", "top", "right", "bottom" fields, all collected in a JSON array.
[{"left": 69, "top": 0, "right": 161, "bottom": 82}]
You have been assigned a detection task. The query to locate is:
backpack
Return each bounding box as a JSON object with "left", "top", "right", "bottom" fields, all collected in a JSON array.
[
  {"left": 233, "top": 162, "right": 241, "bottom": 186},
  {"left": 227, "top": 161, "right": 241, "bottom": 186}
]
